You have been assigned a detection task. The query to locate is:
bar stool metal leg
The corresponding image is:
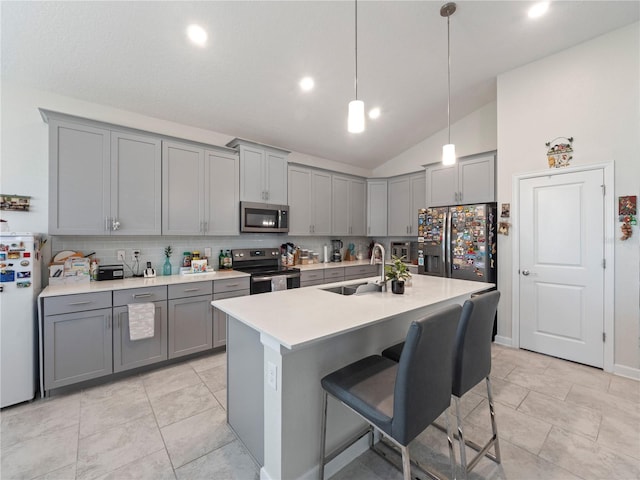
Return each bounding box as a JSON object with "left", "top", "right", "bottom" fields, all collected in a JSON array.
[
  {"left": 444, "top": 403, "right": 458, "bottom": 480},
  {"left": 319, "top": 391, "right": 328, "bottom": 480},
  {"left": 400, "top": 445, "right": 412, "bottom": 480},
  {"left": 486, "top": 376, "right": 501, "bottom": 463},
  {"left": 453, "top": 396, "right": 468, "bottom": 480}
]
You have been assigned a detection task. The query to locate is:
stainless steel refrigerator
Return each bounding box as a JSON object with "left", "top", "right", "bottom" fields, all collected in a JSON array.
[{"left": 417, "top": 203, "right": 497, "bottom": 283}]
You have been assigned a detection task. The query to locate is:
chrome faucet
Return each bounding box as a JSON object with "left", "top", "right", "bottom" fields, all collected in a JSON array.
[{"left": 370, "top": 243, "right": 387, "bottom": 291}]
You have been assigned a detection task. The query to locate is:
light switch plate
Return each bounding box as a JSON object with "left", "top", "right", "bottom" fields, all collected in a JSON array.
[{"left": 267, "top": 361, "right": 277, "bottom": 390}]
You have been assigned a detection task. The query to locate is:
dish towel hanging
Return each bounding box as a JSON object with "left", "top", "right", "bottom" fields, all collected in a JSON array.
[
  {"left": 128, "top": 302, "right": 155, "bottom": 341},
  {"left": 271, "top": 275, "right": 287, "bottom": 292}
]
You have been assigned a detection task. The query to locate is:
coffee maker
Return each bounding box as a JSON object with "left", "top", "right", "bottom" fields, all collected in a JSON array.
[{"left": 331, "top": 239, "right": 343, "bottom": 262}]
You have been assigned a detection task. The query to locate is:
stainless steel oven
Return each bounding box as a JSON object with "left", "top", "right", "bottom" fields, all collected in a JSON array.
[
  {"left": 240, "top": 202, "right": 289, "bottom": 233},
  {"left": 232, "top": 248, "right": 300, "bottom": 294}
]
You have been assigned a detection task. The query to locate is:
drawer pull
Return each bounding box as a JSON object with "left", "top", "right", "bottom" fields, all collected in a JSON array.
[
  {"left": 132, "top": 293, "right": 153, "bottom": 298},
  {"left": 68, "top": 301, "right": 92, "bottom": 306},
  {"left": 183, "top": 288, "right": 201, "bottom": 292},
  {"left": 225, "top": 283, "right": 239, "bottom": 287}
]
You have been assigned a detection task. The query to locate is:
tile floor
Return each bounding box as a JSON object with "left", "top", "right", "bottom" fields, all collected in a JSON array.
[{"left": 1, "top": 345, "right": 639, "bottom": 480}]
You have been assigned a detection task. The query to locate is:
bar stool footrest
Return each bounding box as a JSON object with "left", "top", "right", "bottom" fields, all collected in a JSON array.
[{"left": 371, "top": 438, "right": 448, "bottom": 480}]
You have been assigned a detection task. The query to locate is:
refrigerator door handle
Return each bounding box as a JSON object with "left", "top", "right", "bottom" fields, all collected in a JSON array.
[{"left": 445, "top": 210, "right": 452, "bottom": 278}]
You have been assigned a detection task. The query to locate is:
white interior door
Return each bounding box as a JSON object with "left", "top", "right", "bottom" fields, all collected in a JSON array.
[{"left": 519, "top": 169, "right": 604, "bottom": 367}]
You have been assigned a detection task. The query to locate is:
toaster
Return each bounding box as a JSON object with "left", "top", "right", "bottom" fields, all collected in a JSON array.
[{"left": 96, "top": 264, "right": 124, "bottom": 281}]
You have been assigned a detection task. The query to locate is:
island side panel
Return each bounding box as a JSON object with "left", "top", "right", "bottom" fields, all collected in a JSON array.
[
  {"left": 227, "top": 315, "right": 264, "bottom": 465},
  {"left": 268, "top": 301, "right": 466, "bottom": 480}
]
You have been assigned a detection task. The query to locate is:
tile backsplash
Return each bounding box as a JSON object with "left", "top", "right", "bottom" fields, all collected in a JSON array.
[{"left": 50, "top": 235, "right": 376, "bottom": 277}]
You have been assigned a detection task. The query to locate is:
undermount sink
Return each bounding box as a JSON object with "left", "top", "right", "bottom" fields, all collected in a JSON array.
[{"left": 322, "top": 282, "right": 382, "bottom": 296}]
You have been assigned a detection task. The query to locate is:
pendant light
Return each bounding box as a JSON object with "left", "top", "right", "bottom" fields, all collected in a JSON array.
[
  {"left": 348, "top": 0, "right": 365, "bottom": 133},
  {"left": 441, "top": 2, "right": 457, "bottom": 165}
]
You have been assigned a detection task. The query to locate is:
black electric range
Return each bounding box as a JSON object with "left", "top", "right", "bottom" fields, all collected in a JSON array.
[{"left": 231, "top": 248, "right": 301, "bottom": 294}]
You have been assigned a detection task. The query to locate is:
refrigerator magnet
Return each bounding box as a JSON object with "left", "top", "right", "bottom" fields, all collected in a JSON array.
[{"left": 17, "top": 281, "right": 31, "bottom": 288}]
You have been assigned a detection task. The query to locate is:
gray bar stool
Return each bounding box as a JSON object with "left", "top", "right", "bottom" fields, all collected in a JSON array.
[
  {"left": 382, "top": 291, "right": 502, "bottom": 478},
  {"left": 319, "top": 304, "right": 462, "bottom": 480}
]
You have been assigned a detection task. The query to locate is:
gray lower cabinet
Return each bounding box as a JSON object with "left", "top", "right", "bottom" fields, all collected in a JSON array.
[
  {"left": 212, "top": 289, "right": 249, "bottom": 348},
  {"left": 344, "top": 264, "right": 378, "bottom": 281},
  {"left": 323, "top": 267, "right": 345, "bottom": 283},
  {"left": 300, "top": 269, "right": 325, "bottom": 287},
  {"left": 112, "top": 285, "right": 168, "bottom": 373},
  {"left": 168, "top": 281, "right": 214, "bottom": 358},
  {"left": 44, "top": 307, "right": 113, "bottom": 390}
]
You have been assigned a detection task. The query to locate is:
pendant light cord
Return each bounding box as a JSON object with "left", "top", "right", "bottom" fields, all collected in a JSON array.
[
  {"left": 447, "top": 13, "right": 451, "bottom": 144},
  {"left": 355, "top": 0, "right": 358, "bottom": 100}
]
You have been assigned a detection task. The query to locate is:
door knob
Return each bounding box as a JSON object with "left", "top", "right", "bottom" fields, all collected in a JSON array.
[{"left": 522, "top": 270, "right": 530, "bottom": 276}]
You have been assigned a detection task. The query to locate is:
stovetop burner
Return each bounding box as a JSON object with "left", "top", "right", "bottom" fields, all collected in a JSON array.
[{"left": 231, "top": 248, "right": 300, "bottom": 276}]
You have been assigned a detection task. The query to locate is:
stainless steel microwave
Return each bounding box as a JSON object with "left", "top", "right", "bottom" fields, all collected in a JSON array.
[{"left": 240, "top": 202, "right": 289, "bottom": 233}]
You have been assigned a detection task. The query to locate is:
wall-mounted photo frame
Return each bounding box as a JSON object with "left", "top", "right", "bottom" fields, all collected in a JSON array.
[{"left": 1, "top": 194, "right": 31, "bottom": 211}]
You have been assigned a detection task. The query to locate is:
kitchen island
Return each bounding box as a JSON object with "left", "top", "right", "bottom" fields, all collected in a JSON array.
[{"left": 212, "top": 274, "right": 492, "bottom": 480}]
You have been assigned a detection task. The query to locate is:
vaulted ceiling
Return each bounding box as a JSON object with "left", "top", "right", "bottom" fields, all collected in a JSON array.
[{"left": 2, "top": 1, "right": 638, "bottom": 168}]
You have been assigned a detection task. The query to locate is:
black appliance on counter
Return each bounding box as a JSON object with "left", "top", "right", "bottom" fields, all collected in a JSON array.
[{"left": 231, "top": 248, "right": 300, "bottom": 294}]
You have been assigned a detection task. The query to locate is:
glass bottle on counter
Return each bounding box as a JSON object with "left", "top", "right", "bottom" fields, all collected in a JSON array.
[
  {"left": 224, "top": 250, "right": 233, "bottom": 269},
  {"left": 182, "top": 252, "right": 192, "bottom": 268},
  {"left": 219, "top": 250, "right": 225, "bottom": 269}
]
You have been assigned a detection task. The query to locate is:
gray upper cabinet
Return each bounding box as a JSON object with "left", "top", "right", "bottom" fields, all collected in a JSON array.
[
  {"left": 367, "top": 180, "right": 387, "bottom": 237},
  {"left": 162, "top": 141, "right": 239, "bottom": 235},
  {"left": 332, "top": 175, "right": 366, "bottom": 236},
  {"left": 426, "top": 154, "right": 495, "bottom": 207},
  {"left": 48, "top": 118, "right": 110, "bottom": 235},
  {"left": 288, "top": 166, "right": 331, "bottom": 235},
  {"left": 205, "top": 149, "right": 240, "bottom": 235},
  {"left": 227, "top": 138, "right": 289, "bottom": 204},
  {"left": 162, "top": 141, "right": 205, "bottom": 235},
  {"left": 110, "top": 132, "right": 162, "bottom": 235},
  {"left": 388, "top": 172, "right": 425, "bottom": 236},
  {"left": 44, "top": 111, "right": 161, "bottom": 235}
]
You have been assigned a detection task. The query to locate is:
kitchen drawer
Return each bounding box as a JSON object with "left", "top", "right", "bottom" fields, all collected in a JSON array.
[
  {"left": 113, "top": 286, "right": 167, "bottom": 306},
  {"left": 323, "top": 267, "right": 345, "bottom": 281},
  {"left": 168, "top": 281, "right": 213, "bottom": 299},
  {"left": 300, "top": 270, "right": 324, "bottom": 283},
  {"left": 345, "top": 265, "right": 377, "bottom": 278},
  {"left": 44, "top": 292, "right": 112, "bottom": 316},
  {"left": 301, "top": 279, "right": 325, "bottom": 288},
  {"left": 213, "top": 277, "right": 250, "bottom": 293}
]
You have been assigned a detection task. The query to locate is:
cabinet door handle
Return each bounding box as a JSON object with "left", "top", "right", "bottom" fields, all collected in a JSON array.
[
  {"left": 118, "top": 312, "right": 123, "bottom": 329},
  {"left": 225, "top": 283, "right": 239, "bottom": 287},
  {"left": 204, "top": 221, "right": 208, "bottom": 233},
  {"left": 112, "top": 219, "right": 120, "bottom": 231},
  {"left": 368, "top": 226, "right": 371, "bottom": 235},
  {"left": 105, "top": 217, "right": 110, "bottom": 231},
  {"left": 132, "top": 293, "right": 153, "bottom": 298},
  {"left": 68, "top": 301, "right": 92, "bottom": 306},
  {"left": 459, "top": 192, "right": 462, "bottom": 203},
  {"left": 265, "top": 191, "right": 269, "bottom": 201},
  {"left": 106, "top": 315, "right": 111, "bottom": 330}
]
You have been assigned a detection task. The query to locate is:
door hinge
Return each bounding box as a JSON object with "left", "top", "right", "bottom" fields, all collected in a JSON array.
[
  {"left": 602, "top": 332, "right": 606, "bottom": 342},
  {"left": 602, "top": 258, "right": 606, "bottom": 269},
  {"left": 601, "top": 184, "right": 606, "bottom": 196}
]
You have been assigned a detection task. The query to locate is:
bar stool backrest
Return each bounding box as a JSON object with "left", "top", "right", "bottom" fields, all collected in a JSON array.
[
  {"left": 392, "top": 304, "right": 462, "bottom": 445},
  {"left": 452, "top": 291, "right": 501, "bottom": 398}
]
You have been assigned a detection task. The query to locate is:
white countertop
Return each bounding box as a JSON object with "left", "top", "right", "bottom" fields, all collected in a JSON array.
[
  {"left": 39, "top": 269, "right": 250, "bottom": 298},
  {"left": 212, "top": 274, "right": 492, "bottom": 350}
]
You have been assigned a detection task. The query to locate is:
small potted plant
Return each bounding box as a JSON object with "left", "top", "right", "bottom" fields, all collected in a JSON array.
[
  {"left": 163, "top": 246, "right": 173, "bottom": 276},
  {"left": 385, "top": 255, "right": 411, "bottom": 294}
]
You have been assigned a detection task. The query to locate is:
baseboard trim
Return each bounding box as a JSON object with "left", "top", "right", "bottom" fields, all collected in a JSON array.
[
  {"left": 493, "top": 336, "right": 512, "bottom": 347},
  {"left": 295, "top": 430, "right": 372, "bottom": 480},
  {"left": 613, "top": 364, "right": 640, "bottom": 380}
]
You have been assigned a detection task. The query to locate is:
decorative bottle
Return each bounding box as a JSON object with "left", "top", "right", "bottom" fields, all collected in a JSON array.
[{"left": 163, "top": 257, "right": 172, "bottom": 276}]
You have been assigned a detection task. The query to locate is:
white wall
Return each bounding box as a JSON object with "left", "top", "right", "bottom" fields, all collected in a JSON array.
[
  {"left": 0, "top": 83, "right": 367, "bottom": 234},
  {"left": 372, "top": 101, "right": 497, "bottom": 177},
  {"left": 497, "top": 23, "right": 640, "bottom": 372}
]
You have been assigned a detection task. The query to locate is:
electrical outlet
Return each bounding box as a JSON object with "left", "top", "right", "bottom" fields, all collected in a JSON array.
[
  {"left": 204, "top": 247, "right": 212, "bottom": 258},
  {"left": 132, "top": 249, "right": 141, "bottom": 262},
  {"left": 267, "top": 361, "right": 277, "bottom": 390},
  {"left": 117, "top": 250, "right": 125, "bottom": 261}
]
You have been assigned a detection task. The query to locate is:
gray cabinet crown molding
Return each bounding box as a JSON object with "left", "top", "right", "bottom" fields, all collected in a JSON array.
[
  {"left": 225, "top": 137, "right": 290, "bottom": 155},
  {"left": 39, "top": 108, "right": 238, "bottom": 156}
]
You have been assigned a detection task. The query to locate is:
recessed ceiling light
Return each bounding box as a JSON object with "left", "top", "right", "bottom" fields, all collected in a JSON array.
[
  {"left": 187, "top": 24, "right": 207, "bottom": 46},
  {"left": 368, "top": 107, "right": 381, "bottom": 119},
  {"left": 528, "top": 2, "right": 550, "bottom": 19},
  {"left": 299, "top": 77, "right": 315, "bottom": 92}
]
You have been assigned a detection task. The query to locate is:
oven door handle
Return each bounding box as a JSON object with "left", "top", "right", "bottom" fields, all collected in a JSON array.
[{"left": 251, "top": 273, "right": 301, "bottom": 282}]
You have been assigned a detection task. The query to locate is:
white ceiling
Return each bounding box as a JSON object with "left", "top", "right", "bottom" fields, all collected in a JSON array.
[{"left": 2, "top": 1, "right": 638, "bottom": 169}]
